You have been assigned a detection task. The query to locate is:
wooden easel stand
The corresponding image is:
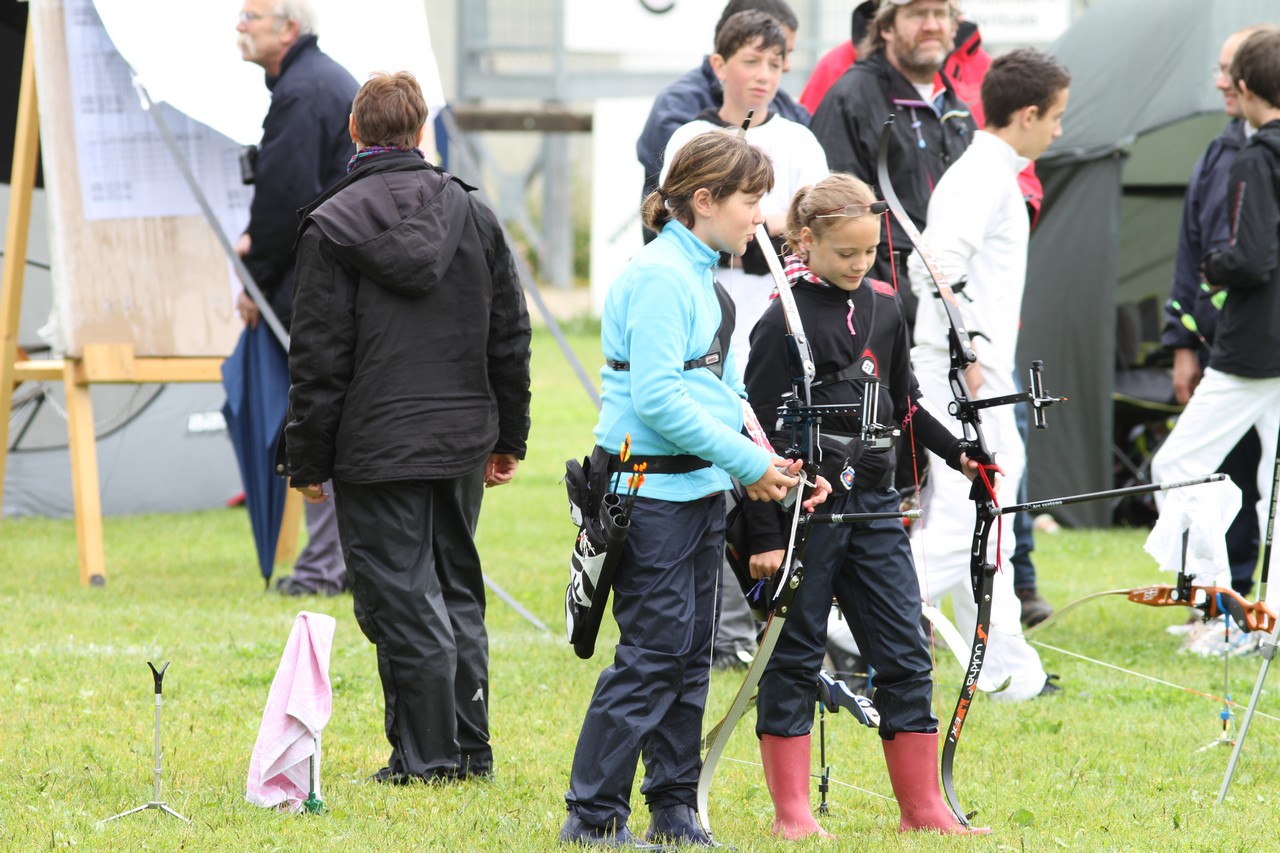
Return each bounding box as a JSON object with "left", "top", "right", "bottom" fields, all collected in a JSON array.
[{"left": 1, "top": 17, "right": 299, "bottom": 586}]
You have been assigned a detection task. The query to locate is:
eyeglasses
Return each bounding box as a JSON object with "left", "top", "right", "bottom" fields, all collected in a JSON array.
[
  {"left": 811, "top": 202, "right": 889, "bottom": 222},
  {"left": 237, "top": 11, "right": 281, "bottom": 24},
  {"left": 1213, "top": 63, "right": 1233, "bottom": 81},
  {"left": 899, "top": 6, "right": 954, "bottom": 25}
]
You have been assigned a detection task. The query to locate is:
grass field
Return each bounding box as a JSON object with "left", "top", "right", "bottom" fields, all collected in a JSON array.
[{"left": 1, "top": 325, "right": 1276, "bottom": 851}]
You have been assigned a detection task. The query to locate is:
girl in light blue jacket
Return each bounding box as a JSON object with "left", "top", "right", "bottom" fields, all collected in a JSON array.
[{"left": 560, "top": 130, "right": 824, "bottom": 847}]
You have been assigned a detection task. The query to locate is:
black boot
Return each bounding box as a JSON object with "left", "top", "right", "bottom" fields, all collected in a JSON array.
[
  {"left": 559, "top": 811, "right": 667, "bottom": 849},
  {"left": 645, "top": 803, "right": 718, "bottom": 846}
]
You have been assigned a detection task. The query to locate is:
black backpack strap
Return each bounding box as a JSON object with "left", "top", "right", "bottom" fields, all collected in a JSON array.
[{"left": 814, "top": 361, "right": 868, "bottom": 388}]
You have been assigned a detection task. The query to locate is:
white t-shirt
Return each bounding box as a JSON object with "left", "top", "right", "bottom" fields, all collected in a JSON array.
[
  {"left": 660, "top": 113, "right": 829, "bottom": 378},
  {"left": 908, "top": 130, "right": 1031, "bottom": 396},
  {"left": 661, "top": 112, "right": 829, "bottom": 228}
]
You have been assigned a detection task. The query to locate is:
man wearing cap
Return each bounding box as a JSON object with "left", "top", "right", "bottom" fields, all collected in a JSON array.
[{"left": 809, "top": 0, "right": 975, "bottom": 329}]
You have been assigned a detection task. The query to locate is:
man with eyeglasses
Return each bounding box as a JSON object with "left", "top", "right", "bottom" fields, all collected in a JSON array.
[
  {"left": 809, "top": 0, "right": 976, "bottom": 326},
  {"left": 1156, "top": 25, "right": 1276, "bottom": 633},
  {"left": 235, "top": 0, "right": 358, "bottom": 597}
]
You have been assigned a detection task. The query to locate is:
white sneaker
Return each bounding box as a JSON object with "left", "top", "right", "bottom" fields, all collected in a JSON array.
[
  {"left": 1182, "top": 617, "right": 1260, "bottom": 657},
  {"left": 1166, "top": 614, "right": 1205, "bottom": 637}
]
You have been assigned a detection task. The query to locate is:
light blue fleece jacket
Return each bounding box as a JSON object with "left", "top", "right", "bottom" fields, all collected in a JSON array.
[{"left": 594, "top": 220, "right": 773, "bottom": 501}]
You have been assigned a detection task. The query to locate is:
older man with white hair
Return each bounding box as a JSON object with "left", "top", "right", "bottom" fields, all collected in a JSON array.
[{"left": 235, "top": 0, "right": 358, "bottom": 596}]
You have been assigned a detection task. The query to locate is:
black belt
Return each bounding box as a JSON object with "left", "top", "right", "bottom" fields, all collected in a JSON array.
[{"left": 600, "top": 447, "right": 712, "bottom": 475}]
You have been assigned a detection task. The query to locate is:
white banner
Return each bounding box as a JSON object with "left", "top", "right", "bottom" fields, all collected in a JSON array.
[
  {"left": 565, "top": 0, "right": 720, "bottom": 71},
  {"left": 92, "top": 0, "right": 446, "bottom": 146},
  {"left": 961, "top": 0, "right": 1071, "bottom": 45},
  {"left": 588, "top": 98, "right": 650, "bottom": 317}
]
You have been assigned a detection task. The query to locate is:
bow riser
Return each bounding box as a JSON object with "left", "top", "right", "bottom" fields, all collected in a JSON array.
[{"left": 1127, "top": 584, "right": 1277, "bottom": 635}]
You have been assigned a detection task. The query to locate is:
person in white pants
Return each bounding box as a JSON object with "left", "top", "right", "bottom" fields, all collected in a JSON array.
[
  {"left": 910, "top": 362, "right": 1046, "bottom": 700},
  {"left": 1151, "top": 28, "right": 1280, "bottom": 606},
  {"left": 1151, "top": 370, "right": 1280, "bottom": 600},
  {"left": 907, "top": 49, "right": 1073, "bottom": 701}
]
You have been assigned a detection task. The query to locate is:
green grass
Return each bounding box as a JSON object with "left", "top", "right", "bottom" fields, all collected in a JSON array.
[{"left": 1, "top": 326, "right": 1277, "bottom": 851}]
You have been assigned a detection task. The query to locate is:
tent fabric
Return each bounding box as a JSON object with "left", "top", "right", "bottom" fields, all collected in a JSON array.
[
  {"left": 1020, "top": 0, "right": 1279, "bottom": 527},
  {"left": 1042, "top": 0, "right": 1233, "bottom": 163},
  {"left": 1022, "top": 156, "right": 1124, "bottom": 526}
]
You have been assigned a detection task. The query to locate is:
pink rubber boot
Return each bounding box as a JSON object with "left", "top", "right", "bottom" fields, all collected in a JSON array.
[
  {"left": 759, "top": 734, "right": 834, "bottom": 841},
  {"left": 881, "top": 732, "right": 991, "bottom": 834}
]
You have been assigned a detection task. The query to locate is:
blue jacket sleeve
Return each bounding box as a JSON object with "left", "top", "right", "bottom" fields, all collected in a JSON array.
[
  {"left": 1162, "top": 153, "right": 1212, "bottom": 350},
  {"left": 624, "top": 270, "right": 772, "bottom": 483}
]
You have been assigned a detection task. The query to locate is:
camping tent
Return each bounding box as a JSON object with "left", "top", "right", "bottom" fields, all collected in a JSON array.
[{"left": 1020, "top": 0, "right": 1278, "bottom": 527}]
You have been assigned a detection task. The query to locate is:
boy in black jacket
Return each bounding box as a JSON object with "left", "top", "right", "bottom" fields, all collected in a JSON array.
[{"left": 1152, "top": 26, "right": 1280, "bottom": 601}]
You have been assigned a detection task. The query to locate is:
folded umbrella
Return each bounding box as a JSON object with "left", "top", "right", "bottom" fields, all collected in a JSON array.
[{"left": 221, "top": 322, "right": 291, "bottom": 586}]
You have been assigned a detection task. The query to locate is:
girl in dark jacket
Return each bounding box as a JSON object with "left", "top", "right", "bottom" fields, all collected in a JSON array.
[{"left": 743, "top": 173, "right": 986, "bottom": 839}]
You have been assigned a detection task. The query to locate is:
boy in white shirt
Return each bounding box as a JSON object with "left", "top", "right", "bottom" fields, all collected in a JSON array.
[
  {"left": 907, "top": 48, "right": 1071, "bottom": 701},
  {"left": 662, "top": 9, "right": 828, "bottom": 381}
]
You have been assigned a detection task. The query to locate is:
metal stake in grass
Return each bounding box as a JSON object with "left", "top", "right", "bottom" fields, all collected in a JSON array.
[
  {"left": 303, "top": 736, "right": 325, "bottom": 814},
  {"left": 100, "top": 661, "right": 190, "bottom": 824}
]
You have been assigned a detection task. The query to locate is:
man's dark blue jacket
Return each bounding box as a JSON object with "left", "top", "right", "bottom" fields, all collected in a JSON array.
[
  {"left": 243, "top": 35, "right": 358, "bottom": 330},
  {"left": 1161, "top": 118, "right": 1246, "bottom": 362},
  {"left": 1202, "top": 120, "right": 1280, "bottom": 378}
]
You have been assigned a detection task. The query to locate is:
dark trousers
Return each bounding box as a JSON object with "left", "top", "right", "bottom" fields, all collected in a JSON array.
[
  {"left": 565, "top": 494, "right": 724, "bottom": 827},
  {"left": 290, "top": 479, "right": 347, "bottom": 591},
  {"left": 334, "top": 469, "right": 491, "bottom": 779},
  {"left": 757, "top": 487, "right": 936, "bottom": 739}
]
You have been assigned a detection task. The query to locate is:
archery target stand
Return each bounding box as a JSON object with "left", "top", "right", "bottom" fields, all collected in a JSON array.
[{"left": 0, "top": 12, "right": 304, "bottom": 587}]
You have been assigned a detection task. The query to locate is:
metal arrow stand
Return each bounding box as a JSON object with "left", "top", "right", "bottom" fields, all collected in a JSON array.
[
  {"left": 1218, "top": 422, "right": 1280, "bottom": 803},
  {"left": 101, "top": 661, "right": 189, "bottom": 824}
]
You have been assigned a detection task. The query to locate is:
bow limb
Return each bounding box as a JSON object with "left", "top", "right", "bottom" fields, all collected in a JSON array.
[
  {"left": 696, "top": 222, "right": 819, "bottom": 838},
  {"left": 877, "top": 117, "right": 999, "bottom": 829},
  {"left": 1021, "top": 588, "right": 1137, "bottom": 637}
]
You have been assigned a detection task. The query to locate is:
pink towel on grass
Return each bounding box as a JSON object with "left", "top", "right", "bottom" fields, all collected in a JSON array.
[{"left": 246, "top": 611, "right": 336, "bottom": 812}]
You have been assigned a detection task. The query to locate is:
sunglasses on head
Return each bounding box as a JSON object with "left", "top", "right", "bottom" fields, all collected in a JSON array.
[{"left": 810, "top": 201, "right": 889, "bottom": 222}]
